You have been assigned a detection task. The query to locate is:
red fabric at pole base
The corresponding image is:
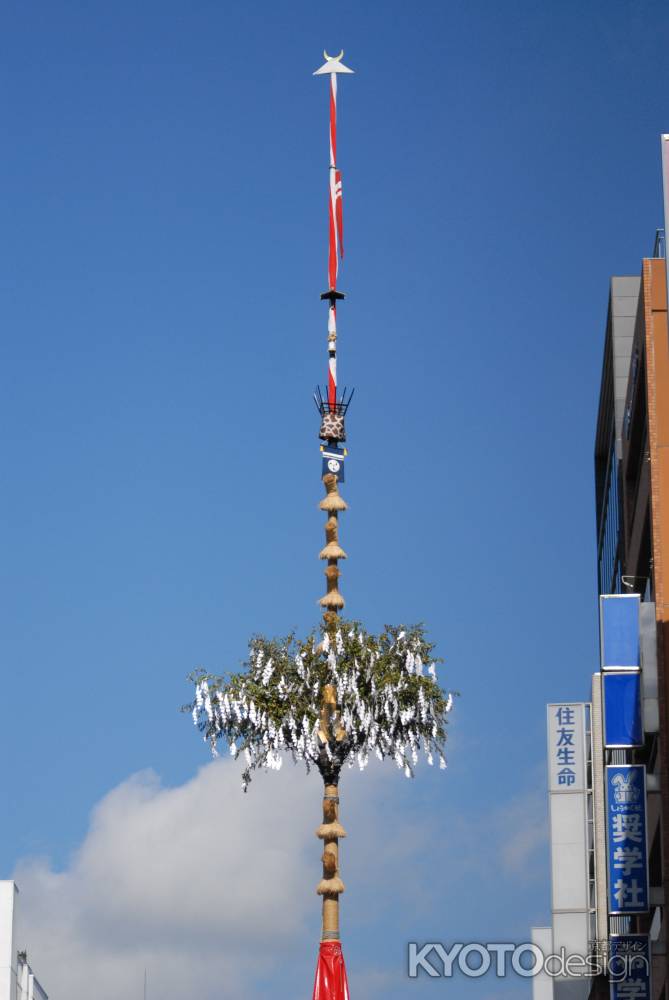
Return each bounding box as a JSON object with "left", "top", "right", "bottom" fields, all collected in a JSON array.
[{"left": 312, "top": 941, "right": 350, "bottom": 1000}]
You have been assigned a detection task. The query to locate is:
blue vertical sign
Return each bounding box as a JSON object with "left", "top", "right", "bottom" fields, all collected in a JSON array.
[
  {"left": 604, "top": 672, "right": 643, "bottom": 747},
  {"left": 606, "top": 765, "right": 649, "bottom": 914},
  {"left": 600, "top": 595, "right": 640, "bottom": 669},
  {"left": 609, "top": 935, "right": 651, "bottom": 1000}
]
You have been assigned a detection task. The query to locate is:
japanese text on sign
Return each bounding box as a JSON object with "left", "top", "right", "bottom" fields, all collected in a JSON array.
[
  {"left": 547, "top": 704, "right": 586, "bottom": 792},
  {"left": 606, "top": 766, "right": 649, "bottom": 915}
]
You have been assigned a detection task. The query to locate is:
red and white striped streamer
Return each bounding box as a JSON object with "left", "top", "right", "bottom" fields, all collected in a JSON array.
[
  {"left": 327, "top": 72, "right": 344, "bottom": 407},
  {"left": 328, "top": 75, "right": 344, "bottom": 290},
  {"left": 328, "top": 306, "right": 337, "bottom": 406}
]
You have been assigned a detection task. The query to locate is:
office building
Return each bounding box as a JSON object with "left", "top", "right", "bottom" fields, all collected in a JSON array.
[
  {"left": 532, "top": 242, "right": 669, "bottom": 1000},
  {"left": 0, "top": 883, "right": 48, "bottom": 1000}
]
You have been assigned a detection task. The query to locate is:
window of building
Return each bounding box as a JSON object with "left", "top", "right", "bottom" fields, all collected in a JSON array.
[{"left": 598, "top": 433, "right": 622, "bottom": 594}]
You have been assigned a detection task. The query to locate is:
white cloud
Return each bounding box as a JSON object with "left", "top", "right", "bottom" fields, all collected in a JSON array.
[
  {"left": 497, "top": 789, "right": 548, "bottom": 879},
  {"left": 10, "top": 757, "right": 546, "bottom": 999},
  {"left": 14, "top": 760, "right": 318, "bottom": 999},
  {"left": 13, "top": 757, "right": 441, "bottom": 1000}
]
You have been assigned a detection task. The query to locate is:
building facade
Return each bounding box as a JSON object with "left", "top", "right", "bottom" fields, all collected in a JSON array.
[
  {"left": 595, "top": 275, "right": 641, "bottom": 596},
  {"left": 594, "top": 254, "right": 669, "bottom": 998},
  {"left": 0, "top": 883, "right": 47, "bottom": 1000},
  {"left": 532, "top": 249, "right": 669, "bottom": 1000}
]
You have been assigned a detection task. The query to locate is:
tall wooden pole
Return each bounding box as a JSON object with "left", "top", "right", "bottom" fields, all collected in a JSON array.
[
  {"left": 317, "top": 469, "right": 348, "bottom": 938},
  {"left": 313, "top": 47, "right": 354, "bottom": 969},
  {"left": 319, "top": 473, "right": 347, "bottom": 619},
  {"left": 316, "top": 684, "right": 346, "bottom": 940}
]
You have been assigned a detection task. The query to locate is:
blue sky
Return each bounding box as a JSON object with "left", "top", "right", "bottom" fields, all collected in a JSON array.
[{"left": 1, "top": 1, "right": 668, "bottom": 996}]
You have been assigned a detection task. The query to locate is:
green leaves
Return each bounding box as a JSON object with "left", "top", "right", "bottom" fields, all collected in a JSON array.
[{"left": 188, "top": 620, "right": 452, "bottom": 791}]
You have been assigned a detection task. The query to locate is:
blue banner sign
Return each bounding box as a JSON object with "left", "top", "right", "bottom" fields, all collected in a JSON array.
[
  {"left": 606, "top": 765, "right": 649, "bottom": 914},
  {"left": 609, "top": 935, "right": 651, "bottom": 1000},
  {"left": 604, "top": 672, "right": 643, "bottom": 748},
  {"left": 321, "top": 446, "right": 346, "bottom": 482},
  {"left": 600, "top": 595, "right": 640, "bottom": 670}
]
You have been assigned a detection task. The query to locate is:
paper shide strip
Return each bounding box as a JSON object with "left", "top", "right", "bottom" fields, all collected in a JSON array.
[{"left": 188, "top": 622, "right": 453, "bottom": 791}]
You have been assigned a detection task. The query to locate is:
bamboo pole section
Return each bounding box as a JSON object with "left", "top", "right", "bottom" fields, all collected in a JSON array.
[
  {"left": 316, "top": 684, "right": 346, "bottom": 941},
  {"left": 319, "top": 473, "right": 347, "bottom": 621}
]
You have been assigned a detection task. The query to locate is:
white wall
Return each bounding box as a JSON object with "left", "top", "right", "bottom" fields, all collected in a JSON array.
[
  {"left": 0, "top": 883, "right": 47, "bottom": 1000},
  {"left": 531, "top": 927, "right": 554, "bottom": 1000},
  {"left": 0, "top": 882, "right": 18, "bottom": 1000}
]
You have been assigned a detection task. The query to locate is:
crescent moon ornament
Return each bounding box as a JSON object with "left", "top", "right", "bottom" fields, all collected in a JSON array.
[{"left": 314, "top": 51, "right": 354, "bottom": 75}]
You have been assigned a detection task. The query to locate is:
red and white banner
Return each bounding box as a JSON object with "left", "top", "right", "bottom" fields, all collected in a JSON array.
[
  {"left": 327, "top": 73, "right": 344, "bottom": 408},
  {"left": 328, "top": 76, "right": 344, "bottom": 290}
]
